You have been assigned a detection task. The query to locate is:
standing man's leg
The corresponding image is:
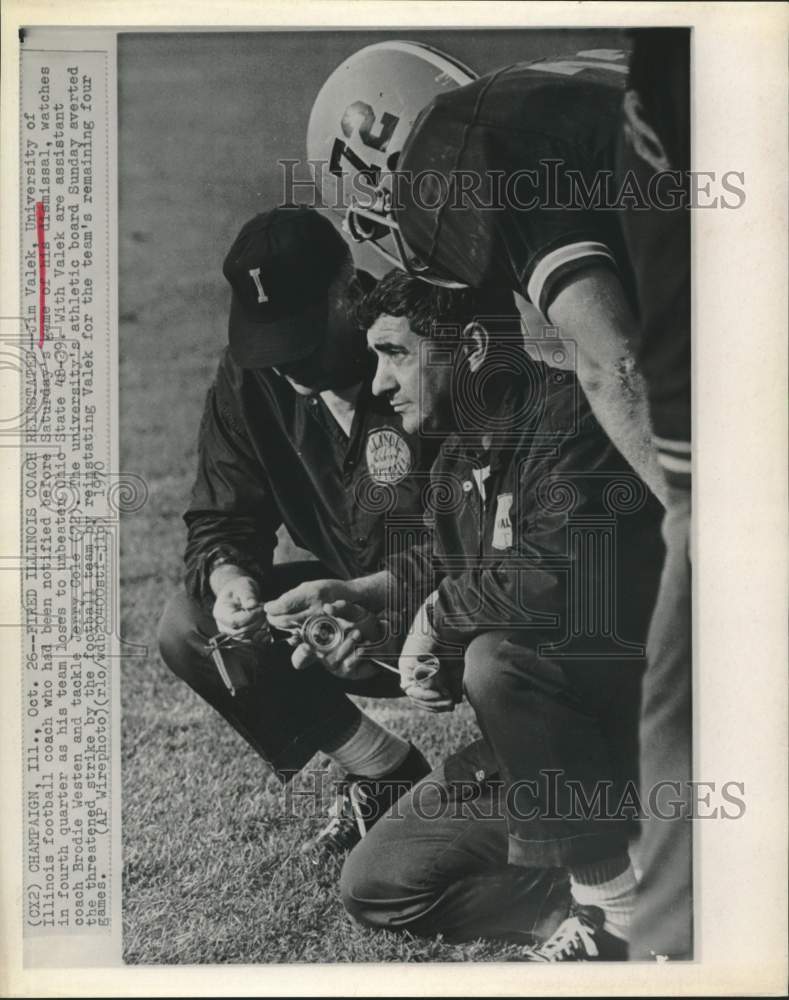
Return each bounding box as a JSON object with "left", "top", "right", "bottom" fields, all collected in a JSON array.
[{"left": 631, "top": 487, "right": 693, "bottom": 959}]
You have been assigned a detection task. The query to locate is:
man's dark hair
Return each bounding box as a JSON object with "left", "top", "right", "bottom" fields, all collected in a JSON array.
[{"left": 356, "top": 269, "right": 519, "bottom": 339}]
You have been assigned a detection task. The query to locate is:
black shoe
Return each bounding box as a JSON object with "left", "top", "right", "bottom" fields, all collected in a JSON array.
[
  {"left": 524, "top": 904, "right": 629, "bottom": 962},
  {"left": 300, "top": 742, "right": 431, "bottom": 854}
]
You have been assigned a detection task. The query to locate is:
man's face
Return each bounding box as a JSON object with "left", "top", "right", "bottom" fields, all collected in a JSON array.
[
  {"left": 274, "top": 273, "right": 366, "bottom": 394},
  {"left": 368, "top": 314, "right": 455, "bottom": 435}
]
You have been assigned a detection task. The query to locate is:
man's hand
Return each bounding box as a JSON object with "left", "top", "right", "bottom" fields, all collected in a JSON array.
[
  {"left": 212, "top": 574, "right": 266, "bottom": 634},
  {"left": 263, "top": 579, "right": 356, "bottom": 629},
  {"left": 263, "top": 569, "right": 394, "bottom": 628},
  {"left": 398, "top": 597, "right": 455, "bottom": 713},
  {"left": 291, "top": 599, "right": 386, "bottom": 681}
]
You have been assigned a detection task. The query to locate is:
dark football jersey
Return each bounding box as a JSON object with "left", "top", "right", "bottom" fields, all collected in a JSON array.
[
  {"left": 618, "top": 30, "right": 691, "bottom": 484},
  {"left": 397, "top": 50, "right": 635, "bottom": 314}
]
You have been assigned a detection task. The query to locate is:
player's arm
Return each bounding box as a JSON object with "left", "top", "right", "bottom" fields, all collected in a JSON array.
[{"left": 546, "top": 266, "right": 667, "bottom": 507}]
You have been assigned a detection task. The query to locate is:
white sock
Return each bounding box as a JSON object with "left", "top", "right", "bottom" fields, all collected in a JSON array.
[
  {"left": 570, "top": 859, "right": 637, "bottom": 942},
  {"left": 322, "top": 712, "right": 410, "bottom": 779}
]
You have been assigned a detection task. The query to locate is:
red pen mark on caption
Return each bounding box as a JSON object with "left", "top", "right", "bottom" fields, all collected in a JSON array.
[{"left": 35, "top": 200, "right": 46, "bottom": 347}]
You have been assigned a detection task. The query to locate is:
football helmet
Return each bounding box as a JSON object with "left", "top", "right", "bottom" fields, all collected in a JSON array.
[{"left": 307, "top": 40, "right": 476, "bottom": 284}]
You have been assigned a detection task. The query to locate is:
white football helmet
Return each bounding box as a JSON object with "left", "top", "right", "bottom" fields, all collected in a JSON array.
[{"left": 307, "top": 40, "right": 476, "bottom": 283}]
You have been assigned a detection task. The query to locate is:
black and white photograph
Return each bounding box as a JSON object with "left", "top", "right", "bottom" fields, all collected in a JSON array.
[
  {"left": 3, "top": 2, "right": 787, "bottom": 995},
  {"left": 119, "top": 26, "right": 690, "bottom": 965}
]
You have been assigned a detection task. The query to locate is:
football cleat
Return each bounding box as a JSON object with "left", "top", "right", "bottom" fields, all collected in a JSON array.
[
  {"left": 524, "top": 904, "right": 628, "bottom": 962},
  {"left": 301, "top": 742, "right": 431, "bottom": 855},
  {"left": 307, "top": 40, "right": 476, "bottom": 281}
]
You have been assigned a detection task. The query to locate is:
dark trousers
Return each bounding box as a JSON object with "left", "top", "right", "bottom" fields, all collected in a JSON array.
[
  {"left": 631, "top": 488, "right": 693, "bottom": 959},
  {"left": 341, "top": 633, "right": 643, "bottom": 944},
  {"left": 462, "top": 631, "right": 643, "bottom": 869},
  {"left": 341, "top": 754, "right": 571, "bottom": 944},
  {"left": 157, "top": 562, "right": 402, "bottom": 782}
]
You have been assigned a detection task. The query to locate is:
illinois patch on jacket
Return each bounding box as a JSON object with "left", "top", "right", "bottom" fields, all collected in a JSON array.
[
  {"left": 365, "top": 427, "right": 413, "bottom": 484},
  {"left": 492, "top": 492, "right": 514, "bottom": 550}
]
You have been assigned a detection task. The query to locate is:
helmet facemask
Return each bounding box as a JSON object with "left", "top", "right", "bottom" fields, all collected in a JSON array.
[{"left": 344, "top": 182, "right": 468, "bottom": 289}]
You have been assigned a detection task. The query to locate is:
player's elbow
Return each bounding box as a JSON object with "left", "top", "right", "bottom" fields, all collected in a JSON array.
[
  {"left": 545, "top": 266, "right": 639, "bottom": 375},
  {"left": 577, "top": 350, "right": 638, "bottom": 398},
  {"left": 575, "top": 352, "right": 606, "bottom": 396}
]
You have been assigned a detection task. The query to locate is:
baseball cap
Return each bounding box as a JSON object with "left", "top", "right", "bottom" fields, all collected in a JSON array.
[{"left": 223, "top": 206, "right": 349, "bottom": 369}]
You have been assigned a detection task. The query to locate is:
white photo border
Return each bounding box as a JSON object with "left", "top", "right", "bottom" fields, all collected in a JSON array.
[{"left": 1, "top": 2, "right": 787, "bottom": 996}]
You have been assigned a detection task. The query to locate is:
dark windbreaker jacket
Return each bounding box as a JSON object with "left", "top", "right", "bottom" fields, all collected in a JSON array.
[
  {"left": 390, "top": 360, "right": 665, "bottom": 654},
  {"left": 183, "top": 347, "right": 438, "bottom": 607}
]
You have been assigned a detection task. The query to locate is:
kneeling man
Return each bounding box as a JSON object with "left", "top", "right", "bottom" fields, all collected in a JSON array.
[
  {"left": 336, "top": 271, "right": 664, "bottom": 958},
  {"left": 157, "top": 210, "right": 436, "bottom": 855}
]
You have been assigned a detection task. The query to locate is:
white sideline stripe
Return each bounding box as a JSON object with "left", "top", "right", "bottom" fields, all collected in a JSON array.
[
  {"left": 658, "top": 453, "right": 692, "bottom": 474},
  {"left": 653, "top": 435, "right": 692, "bottom": 454},
  {"left": 526, "top": 241, "right": 617, "bottom": 310}
]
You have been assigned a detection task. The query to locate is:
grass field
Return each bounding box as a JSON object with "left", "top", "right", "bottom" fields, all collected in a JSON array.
[{"left": 118, "top": 28, "right": 624, "bottom": 964}]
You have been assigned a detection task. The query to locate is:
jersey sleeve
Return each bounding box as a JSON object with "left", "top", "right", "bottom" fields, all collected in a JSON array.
[
  {"left": 183, "top": 350, "right": 281, "bottom": 603},
  {"left": 466, "top": 123, "right": 622, "bottom": 315},
  {"left": 519, "top": 233, "right": 619, "bottom": 317},
  {"left": 398, "top": 65, "right": 624, "bottom": 312}
]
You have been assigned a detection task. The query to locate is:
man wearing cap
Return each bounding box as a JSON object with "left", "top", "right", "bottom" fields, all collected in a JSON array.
[{"left": 157, "top": 206, "right": 435, "bottom": 852}]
